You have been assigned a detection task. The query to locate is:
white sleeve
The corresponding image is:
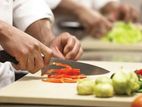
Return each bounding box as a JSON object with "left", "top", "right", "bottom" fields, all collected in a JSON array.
[
  {"left": 13, "top": 0, "right": 54, "bottom": 31},
  {"left": 44, "top": 0, "right": 61, "bottom": 9},
  {"left": 94, "top": 0, "right": 120, "bottom": 10},
  {"left": 0, "top": 62, "right": 15, "bottom": 89}
]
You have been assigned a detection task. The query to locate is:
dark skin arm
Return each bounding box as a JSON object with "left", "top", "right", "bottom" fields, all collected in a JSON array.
[
  {"left": 0, "top": 20, "right": 53, "bottom": 73},
  {"left": 25, "top": 19, "right": 55, "bottom": 46},
  {"left": 25, "top": 19, "right": 83, "bottom": 60}
]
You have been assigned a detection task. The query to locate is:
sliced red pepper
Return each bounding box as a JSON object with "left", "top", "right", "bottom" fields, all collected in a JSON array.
[
  {"left": 63, "top": 78, "right": 77, "bottom": 83},
  {"left": 46, "top": 78, "right": 63, "bottom": 83},
  {"left": 49, "top": 68, "right": 80, "bottom": 75},
  {"left": 48, "top": 74, "right": 71, "bottom": 79},
  {"left": 42, "top": 62, "right": 87, "bottom": 83},
  {"left": 44, "top": 78, "right": 77, "bottom": 83},
  {"left": 69, "top": 69, "right": 80, "bottom": 75},
  {"left": 70, "top": 74, "right": 86, "bottom": 79},
  {"left": 77, "top": 74, "right": 87, "bottom": 79}
]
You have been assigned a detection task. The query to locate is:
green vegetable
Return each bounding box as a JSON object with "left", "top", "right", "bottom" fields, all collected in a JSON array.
[
  {"left": 95, "top": 77, "right": 112, "bottom": 85},
  {"left": 93, "top": 83, "right": 114, "bottom": 98},
  {"left": 102, "top": 22, "right": 142, "bottom": 44},
  {"left": 93, "top": 77, "right": 114, "bottom": 98},
  {"left": 77, "top": 79, "right": 94, "bottom": 95},
  {"left": 112, "top": 71, "right": 140, "bottom": 95}
]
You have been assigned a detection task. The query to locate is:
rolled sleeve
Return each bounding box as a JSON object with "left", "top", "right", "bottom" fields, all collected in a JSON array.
[{"left": 13, "top": 0, "right": 54, "bottom": 31}]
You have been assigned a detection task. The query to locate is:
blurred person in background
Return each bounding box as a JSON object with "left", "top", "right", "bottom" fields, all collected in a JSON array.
[
  {"left": 98, "top": 0, "right": 139, "bottom": 23},
  {"left": 45, "top": 0, "right": 139, "bottom": 38}
]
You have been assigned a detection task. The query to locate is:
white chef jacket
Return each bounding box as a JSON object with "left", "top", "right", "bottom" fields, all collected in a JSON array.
[
  {"left": 44, "top": 0, "right": 119, "bottom": 10},
  {"left": 0, "top": 0, "right": 54, "bottom": 88}
]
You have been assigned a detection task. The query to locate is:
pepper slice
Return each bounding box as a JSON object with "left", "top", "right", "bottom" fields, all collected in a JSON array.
[{"left": 42, "top": 62, "right": 87, "bottom": 83}]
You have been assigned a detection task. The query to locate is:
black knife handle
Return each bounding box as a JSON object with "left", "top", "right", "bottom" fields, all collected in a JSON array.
[{"left": 0, "top": 50, "right": 18, "bottom": 64}]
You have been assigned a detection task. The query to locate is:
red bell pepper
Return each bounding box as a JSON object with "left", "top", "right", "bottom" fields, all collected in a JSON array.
[{"left": 42, "top": 62, "right": 86, "bottom": 83}]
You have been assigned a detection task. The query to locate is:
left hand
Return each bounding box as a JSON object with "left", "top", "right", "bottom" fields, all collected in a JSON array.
[
  {"left": 116, "top": 4, "right": 139, "bottom": 22},
  {"left": 100, "top": 2, "right": 139, "bottom": 23},
  {"left": 49, "top": 32, "right": 83, "bottom": 60}
]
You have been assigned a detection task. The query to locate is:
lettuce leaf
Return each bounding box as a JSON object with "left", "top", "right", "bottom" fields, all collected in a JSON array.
[{"left": 102, "top": 22, "right": 142, "bottom": 44}]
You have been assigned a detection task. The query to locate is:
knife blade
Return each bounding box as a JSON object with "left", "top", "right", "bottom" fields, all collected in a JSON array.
[
  {"left": 0, "top": 50, "right": 110, "bottom": 75},
  {"left": 43, "top": 57, "right": 110, "bottom": 75}
]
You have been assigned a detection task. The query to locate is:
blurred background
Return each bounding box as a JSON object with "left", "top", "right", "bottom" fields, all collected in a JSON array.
[{"left": 52, "top": 0, "right": 142, "bottom": 62}]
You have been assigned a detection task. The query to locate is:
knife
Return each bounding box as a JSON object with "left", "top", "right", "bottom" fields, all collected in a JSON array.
[
  {"left": 0, "top": 50, "right": 18, "bottom": 64},
  {"left": 0, "top": 50, "right": 110, "bottom": 75}
]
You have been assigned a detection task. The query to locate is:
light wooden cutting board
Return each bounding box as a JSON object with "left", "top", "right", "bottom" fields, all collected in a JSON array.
[{"left": 0, "top": 61, "right": 142, "bottom": 107}]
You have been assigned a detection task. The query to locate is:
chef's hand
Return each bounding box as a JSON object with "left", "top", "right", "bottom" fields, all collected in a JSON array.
[
  {"left": 49, "top": 32, "right": 83, "bottom": 60},
  {"left": 54, "top": 0, "right": 112, "bottom": 38},
  {"left": 0, "top": 21, "right": 53, "bottom": 73},
  {"left": 76, "top": 7, "right": 112, "bottom": 38},
  {"left": 100, "top": 2, "right": 139, "bottom": 22}
]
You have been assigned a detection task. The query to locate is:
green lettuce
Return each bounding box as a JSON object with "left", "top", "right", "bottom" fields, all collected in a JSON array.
[{"left": 102, "top": 22, "right": 142, "bottom": 44}]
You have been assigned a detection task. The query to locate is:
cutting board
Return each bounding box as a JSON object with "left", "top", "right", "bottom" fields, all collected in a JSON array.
[
  {"left": 81, "top": 37, "right": 142, "bottom": 51},
  {"left": 0, "top": 61, "right": 142, "bottom": 107}
]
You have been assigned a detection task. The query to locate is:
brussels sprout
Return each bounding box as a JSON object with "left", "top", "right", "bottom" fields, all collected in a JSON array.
[
  {"left": 95, "top": 77, "right": 112, "bottom": 85},
  {"left": 93, "top": 83, "right": 114, "bottom": 98},
  {"left": 112, "top": 71, "right": 140, "bottom": 95},
  {"left": 112, "top": 71, "right": 130, "bottom": 95},
  {"left": 77, "top": 79, "right": 94, "bottom": 95}
]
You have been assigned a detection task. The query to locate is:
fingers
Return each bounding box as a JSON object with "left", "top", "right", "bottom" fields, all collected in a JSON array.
[
  {"left": 130, "top": 7, "right": 139, "bottom": 22},
  {"left": 28, "top": 44, "right": 52, "bottom": 74},
  {"left": 16, "top": 51, "right": 28, "bottom": 70},
  {"left": 65, "top": 38, "right": 80, "bottom": 59},
  {"left": 63, "top": 36, "right": 82, "bottom": 60},
  {"left": 118, "top": 4, "right": 139, "bottom": 22},
  {"left": 14, "top": 43, "right": 53, "bottom": 74},
  {"left": 32, "top": 50, "right": 44, "bottom": 73},
  {"left": 52, "top": 46, "right": 65, "bottom": 59},
  {"left": 90, "top": 18, "right": 112, "bottom": 38},
  {"left": 50, "top": 32, "right": 83, "bottom": 60},
  {"left": 40, "top": 43, "right": 53, "bottom": 65},
  {"left": 13, "top": 50, "right": 30, "bottom": 71},
  {"left": 26, "top": 54, "right": 35, "bottom": 73},
  {"left": 63, "top": 36, "right": 75, "bottom": 55},
  {"left": 74, "top": 48, "right": 83, "bottom": 60}
]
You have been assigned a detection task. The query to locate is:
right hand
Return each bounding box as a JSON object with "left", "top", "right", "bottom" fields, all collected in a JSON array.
[
  {"left": 76, "top": 7, "right": 112, "bottom": 38},
  {"left": 0, "top": 22, "right": 53, "bottom": 73}
]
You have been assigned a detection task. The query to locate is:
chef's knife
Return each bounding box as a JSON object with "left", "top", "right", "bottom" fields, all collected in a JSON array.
[
  {"left": 0, "top": 50, "right": 18, "bottom": 64},
  {"left": 0, "top": 50, "right": 110, "bottom": 75}
]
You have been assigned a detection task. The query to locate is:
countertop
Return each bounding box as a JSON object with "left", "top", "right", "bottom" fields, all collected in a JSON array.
[{"left": 0, "top": 61, "right": 142, "bottom": 107}]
